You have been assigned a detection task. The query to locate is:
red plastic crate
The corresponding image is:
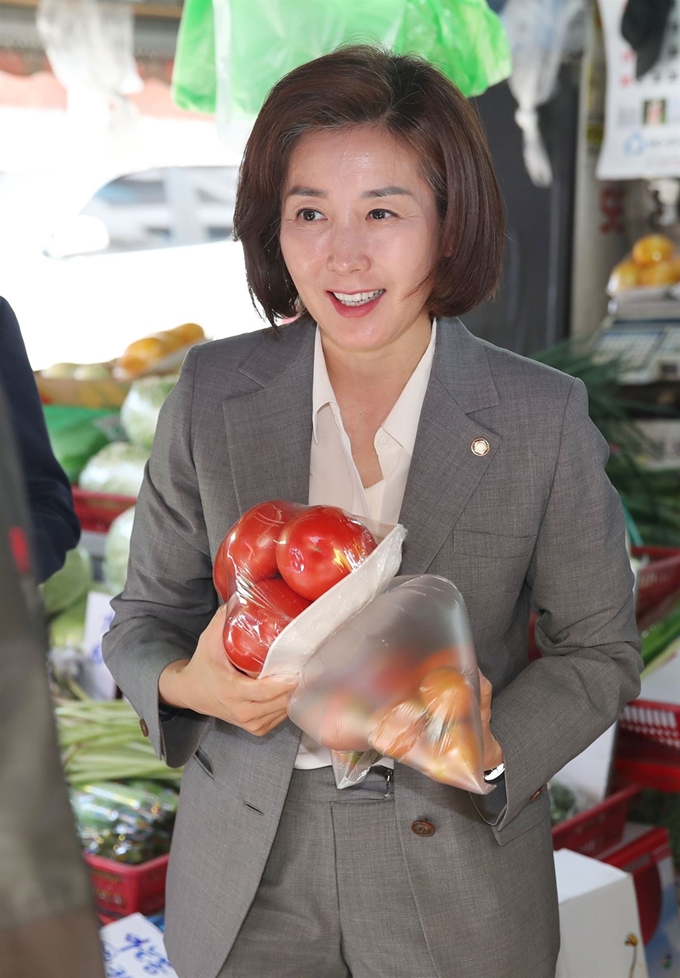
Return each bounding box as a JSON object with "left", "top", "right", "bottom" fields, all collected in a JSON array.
[
  {"left": 551, "top": 784, "right": 639, "bottom": 857},
  {"left": 615, "top": 697, "right": 680, "bottom": 792},
  {"left": 85, "top": 852, "right": 168, "bottom": 918},
  {"left": 72, "top": 487, "right": 136, "bottom": 534},
  {"left": 620, "top": 698, "right": 680, "bottom": 751},
  {"left": 633, "top": 545, "right": 680, "bottom": 633},
  {"left": 601, "top": 826, "right": 673, "bottom": 947}
]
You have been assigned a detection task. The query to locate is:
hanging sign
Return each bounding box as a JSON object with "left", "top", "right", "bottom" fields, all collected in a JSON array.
[{"left": 596, "top": 0, "right": 680, "bottom": 179}]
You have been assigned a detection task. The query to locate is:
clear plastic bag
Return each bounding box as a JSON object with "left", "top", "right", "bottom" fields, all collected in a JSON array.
[
  {"left": 214, "top": 501, "right": 406, "bottom": 679},
  {"left": 288, "top": 575, "right": 491, "bottom": 794}
]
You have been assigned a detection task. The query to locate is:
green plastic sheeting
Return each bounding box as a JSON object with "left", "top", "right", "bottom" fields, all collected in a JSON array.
[{"left": 172, "top": 0, "right": 511, "bottom": 118}]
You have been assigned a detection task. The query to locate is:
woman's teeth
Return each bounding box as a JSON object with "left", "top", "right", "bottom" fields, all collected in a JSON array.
[{"left": 331, "top": 289, "right": 384, "bottom": 306}]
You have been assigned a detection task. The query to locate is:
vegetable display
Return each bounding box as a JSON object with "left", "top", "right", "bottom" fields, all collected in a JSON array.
[
  {"left": 55, "top": 698, "right": 181, "bottom": 787},
  {"left": 70, "top": 779, "right": 179, "bottom": 864}
]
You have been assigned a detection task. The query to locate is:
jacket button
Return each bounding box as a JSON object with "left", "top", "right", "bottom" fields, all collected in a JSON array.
[
  {"left": 530, "top": 787, "right": 544, "bottom": 802},
  {"left": 140, "top": 719, "right": 149, "bottom": 737},
  {"left": 411, "top": 819, "right": 436, "bottom": 838}
]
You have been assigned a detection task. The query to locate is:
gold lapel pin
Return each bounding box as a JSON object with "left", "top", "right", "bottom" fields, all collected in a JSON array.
[{"left": 471, "top": 437, "right": 490, "bottom": 457}]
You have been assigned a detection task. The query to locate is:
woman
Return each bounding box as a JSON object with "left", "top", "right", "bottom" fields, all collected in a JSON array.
[{"left": 103, "top": 46, "right": 642, "bottom": 978}]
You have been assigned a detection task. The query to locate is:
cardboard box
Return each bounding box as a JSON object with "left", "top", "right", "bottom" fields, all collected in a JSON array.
[
  {"left": 601, "top": 823, "right": 680, "bottom": 978},
  {"left": 35, "top": 370, "right": 130, "bottom": 409},
  {"left": 554, "top": 848, "right": 648, "bottom": 977}
]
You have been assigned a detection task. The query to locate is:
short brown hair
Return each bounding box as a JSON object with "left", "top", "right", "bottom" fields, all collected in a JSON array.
[{"left": 233, "top": 45, "right": 505, "bottom": 327}]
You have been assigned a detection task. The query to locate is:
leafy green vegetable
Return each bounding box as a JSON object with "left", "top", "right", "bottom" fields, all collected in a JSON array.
[
  {"left": 41, "top": 546, "right": 93, "bottom": 619},
  {"left": 78, "top": 442, "right": 148, "bottom": 497},
  {"left": 120, "top": 375, "right": 178, "bottom": 450},
  {"left": 104, "top": 506, "right": 135, "bottom": 594}
]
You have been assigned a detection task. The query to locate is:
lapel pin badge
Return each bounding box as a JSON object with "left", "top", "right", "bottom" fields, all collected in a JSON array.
[{"left": 471, "top": 437, "right": 490, "bottom": 457}]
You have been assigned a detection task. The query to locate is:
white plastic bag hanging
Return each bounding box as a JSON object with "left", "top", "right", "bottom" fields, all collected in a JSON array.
[
  {"left": 501, "top": 0, "right": 586, "bottom": 186},
  {"left": 36, "top": 0, "right": 144, "bottom": 183}
]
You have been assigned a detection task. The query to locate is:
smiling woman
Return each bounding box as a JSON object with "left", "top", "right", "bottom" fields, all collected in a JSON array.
[
  {"left": 103, "top": 44, "right": 642, "bottom": 978},
  {"left": 278, "top": 126, "right": 440, "bottom": 359}
]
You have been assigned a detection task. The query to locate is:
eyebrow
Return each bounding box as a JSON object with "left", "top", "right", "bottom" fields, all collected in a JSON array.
[{"left": 285, "top": 185, "right": 414, "bottom": 200}]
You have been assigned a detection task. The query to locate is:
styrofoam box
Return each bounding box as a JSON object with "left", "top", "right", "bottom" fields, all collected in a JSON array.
[{"left": 555, "top": 848, "right": 648, "bottom": 978}]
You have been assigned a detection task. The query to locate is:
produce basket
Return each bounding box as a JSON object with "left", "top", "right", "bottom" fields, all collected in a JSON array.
[
  {"left": 85, "top": 852, "right": 168, "bottom": 918},
  {"left": 615, "top": 698, "right": 680, "bottom": 792},
  {"left": 633, "top": 545, "right": 680, "bottom": 633},
  {"left": 551, "top": 784, "right": 639, "bottom": 857},
  {"left": 72, "top": 487, "right": 136, "bottom": 534}
]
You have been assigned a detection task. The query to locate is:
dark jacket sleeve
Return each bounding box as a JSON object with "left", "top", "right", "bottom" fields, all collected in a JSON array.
[{"left": 0, "top": 297, "right": 80, "bottom": 582}]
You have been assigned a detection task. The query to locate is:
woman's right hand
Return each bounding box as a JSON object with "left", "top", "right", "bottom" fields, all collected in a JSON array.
[{"left": 158, "top": 604, "right": 296, "bottom": 737}]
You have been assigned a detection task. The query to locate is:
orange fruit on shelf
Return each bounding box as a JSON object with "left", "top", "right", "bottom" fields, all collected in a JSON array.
[
  {"left": 632, "top": 234, "right": 675, "bottom": 266},
  {"left": 172, "top": 322, "right": 205, "bottom": 345},
  {"left": 638, "top": 260, "right": 680, "bottom": 287},
  {"left": 608, "top": 259, "right": 639, "bottom": 292}
]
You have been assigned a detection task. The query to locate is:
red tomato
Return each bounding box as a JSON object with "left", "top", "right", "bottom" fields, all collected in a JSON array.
[
  {"left": 223, "top": 576, "right": 310, "bottom": 676},
  {"left": 276, "top": 505, "right": 377, "bottom": 600},
  {"left": 214, "top": 500, "right": 304, "bottom": 601}
]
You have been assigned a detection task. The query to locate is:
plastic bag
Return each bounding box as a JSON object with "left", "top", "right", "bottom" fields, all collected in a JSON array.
[
  {"left": 78, "top": 441, "right": 148, "bottom": 497},
  {"left": 288, "top": 575, "right": 491, "bottom": 794},
  {"left": 501, "top": 0, "right": 585, "bottom": 186},
  {"left": 173, "top": 0, "right": 511, "bottom": 127},
  {"left": 120, "top": 375, "right": 179, "bottom": 450},
  {"left": 214, "top": 500, "right": 406, "bottom": 680}
]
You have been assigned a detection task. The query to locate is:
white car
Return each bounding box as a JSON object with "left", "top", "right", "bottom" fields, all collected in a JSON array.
[{"left": 1, "top": 165, "right": 265, "bottom": 371}]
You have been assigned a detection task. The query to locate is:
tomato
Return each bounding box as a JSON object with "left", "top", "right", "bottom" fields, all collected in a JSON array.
[
  {"left": 223, "top": 577, "right": 310, "bottom": 676},
  {"left": 215, "top": 500, "right": 304, "bottom": 601},
  {"left": 367, "top": 699, "right": 429, "bottom": 760},
  {"left": 418, "top": 668, "right": 474, "bottom": 725},
  {"left": 276, "top": 505, "right": 377, "bottom": 600}
]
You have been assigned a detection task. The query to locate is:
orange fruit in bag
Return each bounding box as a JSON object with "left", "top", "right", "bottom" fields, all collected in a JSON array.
[
  {"left": 368, "top": 699, "right": 429, "bottom": 760},
  {"left": 418, "top": 667, "right": 475, "bottom": 725}
]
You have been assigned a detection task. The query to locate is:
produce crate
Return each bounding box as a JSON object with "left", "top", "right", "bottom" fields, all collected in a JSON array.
[
  {"left": 72, "top": 487, "right": 136, "bottom": 534},
  {"left": 551, "top": 784, "right": 639, "bottom": 857},
  {"left": 633, "top": 545, "right": 680, "bottom": 633},
  {"left": 85, "top": 852, "right": 168, "bottom": 918},
  {"left": 615, "top": 698, "right": 680, "bottom": 792},
  {"left": 620, "top": 698, "right": 680, "bottom": 751}
]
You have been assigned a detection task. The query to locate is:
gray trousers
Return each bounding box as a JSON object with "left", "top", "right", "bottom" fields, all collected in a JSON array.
[{"left": 218, "top": 766, "right": 440, "bottom": 978}]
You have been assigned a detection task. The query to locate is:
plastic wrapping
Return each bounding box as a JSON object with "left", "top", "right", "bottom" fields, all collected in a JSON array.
[
  {"left": 289, "top": 575, "right": 491, "bottom": 794},
  {"left": 215, "top": 500, "right": 405, "bottom": 680},
  {"left": 70, "top": 780, "right": 179, "bottom": 864}
]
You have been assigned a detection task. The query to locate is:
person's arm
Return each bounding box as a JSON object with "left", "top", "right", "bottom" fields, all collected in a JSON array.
[
  {"left": 0, "top": 297, "right": 80, "bottom": 582},
  {"left": 472, "top": 378, "right": 642, "bottom": 832},
  {"left": 102, "top": 347, "right": 292, "bottom": 768}
]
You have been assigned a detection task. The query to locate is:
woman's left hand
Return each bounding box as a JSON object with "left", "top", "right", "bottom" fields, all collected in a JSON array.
[{"left": 478, "top": 669, "right": 504, "bottom": 772}]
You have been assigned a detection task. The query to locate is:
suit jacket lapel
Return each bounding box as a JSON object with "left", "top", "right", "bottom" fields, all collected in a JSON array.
[
  {"left": 399, "top": 318, "right": 503, "bottom": 575},
  {"left": 222, "top": 318, "right": 316, "bottom": 514}
]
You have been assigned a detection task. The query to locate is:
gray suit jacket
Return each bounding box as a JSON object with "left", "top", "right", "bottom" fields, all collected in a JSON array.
[{"left": 103, "top": 316, "right": 642, "bottom": 978}]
